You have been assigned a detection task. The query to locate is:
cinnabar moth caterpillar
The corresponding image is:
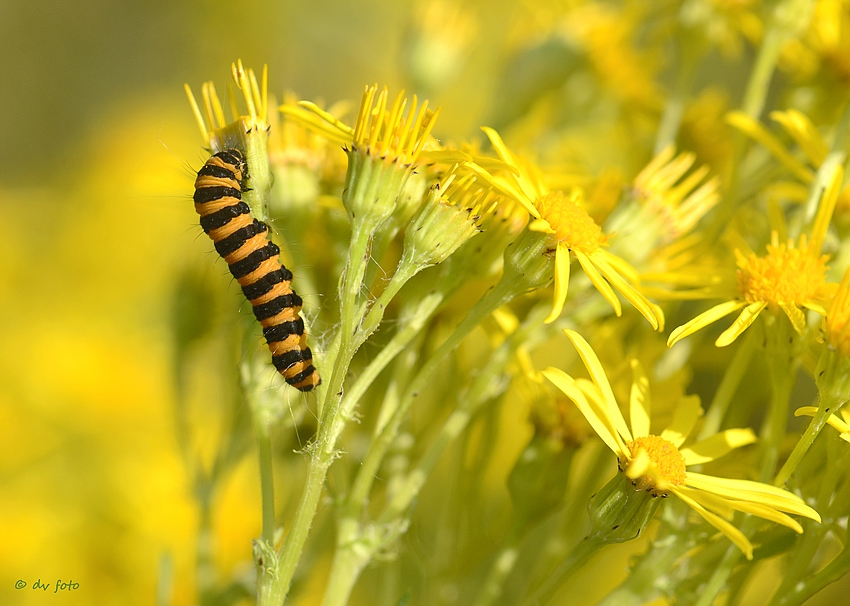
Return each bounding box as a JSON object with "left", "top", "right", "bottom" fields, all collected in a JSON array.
[{"left": 193, "top": 149, "right": 320, "bottom": 392}]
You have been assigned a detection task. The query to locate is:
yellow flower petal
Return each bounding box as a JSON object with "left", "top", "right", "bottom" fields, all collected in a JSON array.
[
  {"left": 650, "top": 301, "right": 666, "bottom": 332},
  {"left": 575, "top": 378, "right": 605, "bottom": 410},
  {"left": 660, "top": 395, "right": 703, "bottom": 447},
  {"left": 674, "top": 485, "right": 735, "bottom": 519},
  {"left": 671, "top": 487, "right": 754, "bottom": 560},
  {"left": 542, "top": 368, "right": 626, "bottom": 456},
  {"left": 464, "top": 162, "right": 539, "bottom": 218},
  {"left": 680, "top": 429, "right": 757, "bottom": 465},
  {"left": 769, "top": 109, "right": 828, "bottom": 168},
  {"left": 667, "top": 301, "right": 746, "bottom": 347},
  {"left": 627, "top": 447, "right": 652, "bottom": 478},
  {"left": 574, "top": 249, "right": 622, "bottom": 317},
  {"left": 563, "top": 330, "right": 633, "bottom": 443},
  {"left": 544, "top": 243, "right": 570, "bottom": 324},
  {"left": 795, "top": 407, "right": 850, "bottom": 433},
  {"left": 635, "top": 145, "right": 676, "bottom": 186},
  {"left": 480, "top": 126, "right": 542, "bottom": 207},
  {"left": 779, "top": 302, "right": 806, "bottom": 335},
  {"left": 421, "top": 149, "right": 473, "bottom": 164},
  {"left": 715, "top": 302, "right": 767, "bottom": 347},
  {"left": 293, "top": 100, "right": 355, "bottom": 137},
  {"left": 809, "top": 164, "right": 842, "bottom": 254},
  {"left": 575, "top": 379, "right": 634, "bottom": 454},
  {"left": 280, "top": 103, "right": 354, "bottom": 144},
  {"left": 469, "top": 155, "right": 521, "bottom": 175},
  {"left": 529, "top": 218, "right": 556, "bottom": 233},
  {"left": 591, "top": 252, "right": 660, "bottom": 330},
  {"left": 802, "top": 301, "right": 828, "bottom": 316},
  {"left": 679, "top": 485, "right": 804, "bottom": 533},
  {"left": 595, "top": 248, "right": 640, "bottom": 282},
  {"left": 481, "top": 126, "right": 514, "bottom": 166},
  {"left": 629, "top": 359, "right": 651, "bottom": 439},
  {"left": 794, "top": 406, "right": 818, "bottom": 417},
  {"left": 726, "top": 111, "right": 814, "bottom": 183},
  {"left": 729, "top": 500, "right": 804, "bottom": 533},
  {"left": 685, "top": 473, "right": 821, "bottom": 521}
]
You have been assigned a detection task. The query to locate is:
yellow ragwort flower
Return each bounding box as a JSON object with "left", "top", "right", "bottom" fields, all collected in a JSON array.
[
  {"left": 609, "top": 145, "right": 722, "bottom": 302},
  {"left": 544, "top": 330, "right": 821, "bottom": 559},
  {"left": 270, "top": 92, "right": 349, "bottom": 176},
  {"left": 668, "top": 230, "right": 838, "bottom": 347},
  {"left": 631, "top": 145, "right": 720, "bottom": 243},
  {"left": 280, "top": 84, "right": 442, "bottom": 166},
  {"left": 185, "top": 60, "right": 269, "bottom": 151},
  {"left": 667, "top": 165, "right": 843, "bottom": 348},
  {"left": 466, "top": 127, "right": 663, "bottom": 329}
]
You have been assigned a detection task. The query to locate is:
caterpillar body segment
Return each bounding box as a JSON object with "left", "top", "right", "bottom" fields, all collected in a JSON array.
[{"left": 193, "top": 149, "right": 320, "bottom": 392}]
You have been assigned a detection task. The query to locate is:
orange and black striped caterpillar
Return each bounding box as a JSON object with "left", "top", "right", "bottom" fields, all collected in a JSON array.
[{"left": 193, "top": 149, "right": 320, "bottom": 392}]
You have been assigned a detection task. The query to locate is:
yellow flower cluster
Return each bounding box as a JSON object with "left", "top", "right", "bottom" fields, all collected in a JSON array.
[{"left": 166, "top": 2, "right": 850, "bottom": 604}]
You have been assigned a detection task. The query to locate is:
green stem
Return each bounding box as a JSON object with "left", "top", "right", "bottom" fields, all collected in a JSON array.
[
  {"left": 522, "top": 534, "right": 610, "bottom": 606},
  {"left": 694, "top": 415, "right": 788, "bottom": 602},
  {"left": 773, "top": 544, "right": 850, "bottom": 606},
  {"left": 322, "top": 518, "right": 372, "bottom": 606},
  {"left": 695, "top": 320, "right": 798, "bottom": 606},
  {"left": 698, "top": 329, "right": 756, "bottom": 440},
  {"left": 156, "top": 553, "right": 174, "bottom": 606},
  {"left": 379, "top": 305, "right": 549, "bottom": 524},
  {"left": 347, "top": 277, "right": 519, "bottom": 517},
  {"left": 692, "top": 524, "right": 749, "bottom": 606},
  {"left": 473, "top": 526, "right": 525, "bottom": 606},
  {"left": 256, "top": 427, "right": 276, "bottom": 544},
  {"left": 319, "top": 304, "right": 549, "bottom": 606},
  {"left": 770, "top": 430, "right": 850, "bottom": 605},
  {"left": 711, "top": 0, "right": 792, "bottom": 234},
  {"left": 760, "top": 369, "right": 794, "bottom": 481},
  {"left": 772, "top": 521, "right": 828, "bottom": 603},
  {"left": 337, "top": 221, "right": 373, "bottom": 364},
  {"left": 740, "top": 28, "right": 784, "bottom": 120},
  {"left": 352, "top": 254, "right": 419, "bottom": 351},
  {"left": 260, "top": 218, "right": 374, "bottom": 604},
  {"left": 263, "top": 218, "right": 430, "bottom": 604},
  {"left": 262, "top": 446, "right": 335, "bottom": 605},
  {"left": 343, "top": 292, "right": 444, "bottom": 417},
  {"left": 654, "top": 33, "right": 700, "bottom": 154},
  {"left": 773, "top": 393, "right": 841, "bottom": 486},
  {"left": 760, "top": 334, "right": 796, "bottom": 482},
  {"left": 596, "top": 534, "right": 692, "bottom": 606},
  {"left": 325, "top": 255, "right": 428, "bottom": 455},
  {"left": 524, "top": 473, "right": 663, "bottom": 606}
]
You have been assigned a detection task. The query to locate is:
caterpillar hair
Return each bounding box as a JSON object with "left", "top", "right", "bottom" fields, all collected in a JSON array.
[{"left": 193, "top": 149, "right": 320, "bottom": 392}]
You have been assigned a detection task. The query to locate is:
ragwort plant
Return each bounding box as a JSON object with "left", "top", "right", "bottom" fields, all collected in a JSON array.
[{"left": 169, "top": 1, "right": 850, "bottom": 604}]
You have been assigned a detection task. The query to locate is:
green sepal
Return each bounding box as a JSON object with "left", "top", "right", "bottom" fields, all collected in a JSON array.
[{"left": 587, "top": 472, "right": 665, "bottom": 544}]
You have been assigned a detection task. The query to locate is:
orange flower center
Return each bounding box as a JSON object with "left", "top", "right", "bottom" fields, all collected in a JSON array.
[
  {"left": 625, "top": 435, "right": 686, "bottom": 494},
  {"left": 535, "top": 191, "right": 608, "bottom": 252},
  {"left": 736, "top": 236, "right": 828, "bottom": 306}
]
